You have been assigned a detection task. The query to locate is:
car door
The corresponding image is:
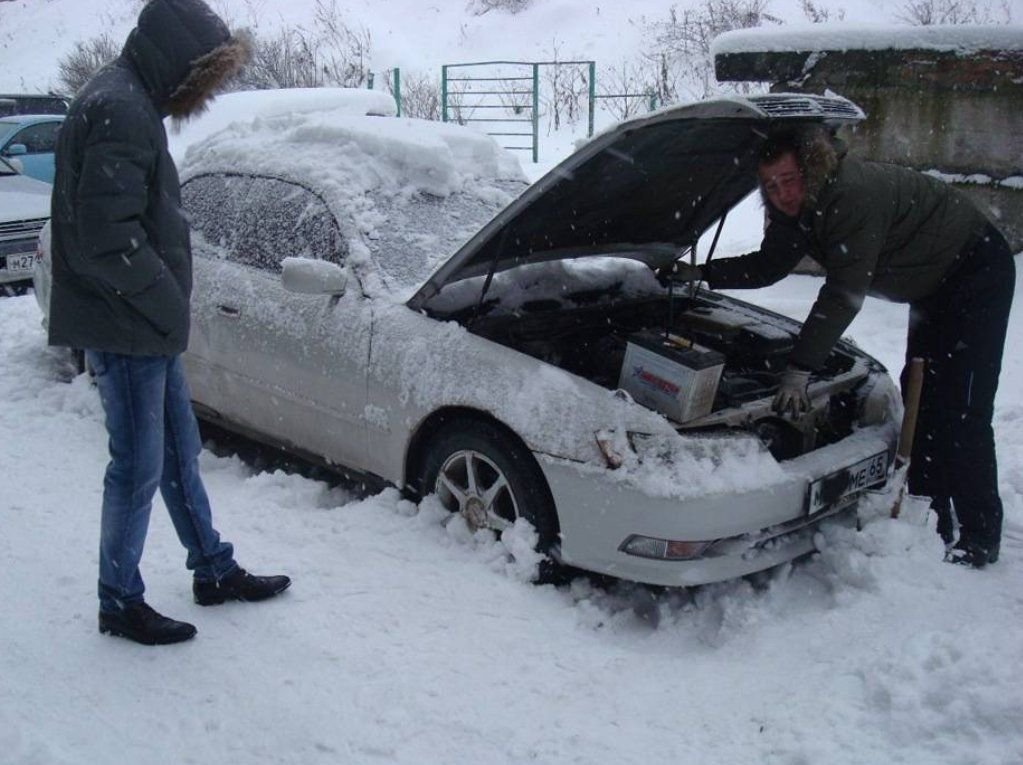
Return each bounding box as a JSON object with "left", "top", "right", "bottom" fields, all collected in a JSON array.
[
  {"left": 181, "top": 173, "right": 370, "bottom": 470},
  {"left": 1, "top": 120, "right": 61, "bottom": 183}
]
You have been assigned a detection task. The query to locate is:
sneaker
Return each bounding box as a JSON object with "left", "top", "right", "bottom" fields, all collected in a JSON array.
[
  {"left": 944, "top": 538, "right": 999, "bottom": 569},
  {"left": 98, "top": 602, "right": 197, "bottom": 645},
  {"left": 193, "top": 567, "right": 291, "bottom": 606}
]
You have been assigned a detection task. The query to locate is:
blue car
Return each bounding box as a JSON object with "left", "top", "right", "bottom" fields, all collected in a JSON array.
[{"left": 0, "top": 114, "right": 64, "bottom": 184}]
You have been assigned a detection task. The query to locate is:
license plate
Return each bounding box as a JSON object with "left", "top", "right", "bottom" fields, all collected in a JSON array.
[
  {"left": 807, "top": 450, "right": 888, "bottom": 515},
  {"left": 4, "top": 252, "right": 35, "bottom": 274}
]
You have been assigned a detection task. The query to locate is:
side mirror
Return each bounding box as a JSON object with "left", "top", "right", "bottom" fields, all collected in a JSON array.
[
  {"left": 5, "top": 144, "right": 27, "bottom": 156},
  {"left": 281, "top": 257, "right": 347, "bottom": 296}
]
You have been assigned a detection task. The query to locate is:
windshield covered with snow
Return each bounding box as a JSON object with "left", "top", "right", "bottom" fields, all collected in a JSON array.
[{"left": 364, "top": 181, "right": 523, "bottom": 294}]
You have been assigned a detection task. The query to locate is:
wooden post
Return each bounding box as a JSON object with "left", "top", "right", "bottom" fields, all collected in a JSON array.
[{"left": 891, "top": 357, "right": 925, "bottom": 519}]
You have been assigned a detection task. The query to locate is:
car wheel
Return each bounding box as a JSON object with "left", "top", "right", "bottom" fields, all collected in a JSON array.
[
  {"left": 1, "top": 282, "right": 30, "bottom": 297},
  {"left": 419, "top": 417, "right": 560, "bottom": 567}
]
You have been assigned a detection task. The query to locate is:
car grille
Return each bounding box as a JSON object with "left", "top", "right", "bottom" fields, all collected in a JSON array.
[
  {"left": 0, "top": 217, "right": 47, "bottom": 242},
  {"left": 749, "top": 94, "right": 864, "bottom": 120}
]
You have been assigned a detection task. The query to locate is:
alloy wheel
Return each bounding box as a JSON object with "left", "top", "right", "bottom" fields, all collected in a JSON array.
[{"left": 434, "top": 449, "right": 519, "bottom": 532}]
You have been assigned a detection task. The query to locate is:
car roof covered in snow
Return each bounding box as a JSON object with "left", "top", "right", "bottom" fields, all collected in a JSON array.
[{"left": 178, "top": 92, "right": 527, "bottom": 299}]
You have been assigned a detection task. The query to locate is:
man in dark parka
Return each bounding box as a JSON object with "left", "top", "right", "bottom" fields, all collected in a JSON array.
[
  {"left": 50, "top": 0, "right": 290, "bottom": 645},
  {"left": 665, "top": 125, "right": 1015, "bottom": 569}
]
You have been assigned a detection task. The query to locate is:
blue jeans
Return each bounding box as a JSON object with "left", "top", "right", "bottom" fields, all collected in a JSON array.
[{"left": 86, "top": 351, "right": 236, "bottom": 612}]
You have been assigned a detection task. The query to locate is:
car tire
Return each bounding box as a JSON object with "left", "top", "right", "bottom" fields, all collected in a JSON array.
[
  {"left": 1, "top": 282, "right": 30, "bottom": 297},
  {"left": 418, "top": 417, "right": 562, "bottom": 578}
]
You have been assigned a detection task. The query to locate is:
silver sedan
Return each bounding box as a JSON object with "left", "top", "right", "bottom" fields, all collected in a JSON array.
[{"left": 39, "top": 92, "right": 901, "bottom": 587}]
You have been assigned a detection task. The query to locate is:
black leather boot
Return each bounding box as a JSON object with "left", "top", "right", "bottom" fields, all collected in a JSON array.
[
  {"left": 944, "top": 538, "right": 999, "bottom": 569},
  {"left": 99, "top": 602, "right": 197, "bottom": 645},
  {"left": 193, "top": 567, "right": 291, "bottom": 606}
]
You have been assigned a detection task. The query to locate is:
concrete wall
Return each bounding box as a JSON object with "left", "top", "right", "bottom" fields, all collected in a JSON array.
[{"left": 715, "top": 43, "right": 1023, "bottom": 251}]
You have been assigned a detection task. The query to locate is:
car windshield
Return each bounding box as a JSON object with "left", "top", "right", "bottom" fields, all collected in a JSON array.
[
  {"left": 0, "top": 156, "right": 18, "bottom": 175},
  {"left": 366, "top": 182, "right": 524, "bottom": 298}
]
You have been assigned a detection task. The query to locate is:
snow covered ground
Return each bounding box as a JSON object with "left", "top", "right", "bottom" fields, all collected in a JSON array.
[
  {"left": 2, "top": 264, "right": 1021, "bottom": 763},
  {"left": 3, "top": 0, "right": 1023, "bottom": 762}
]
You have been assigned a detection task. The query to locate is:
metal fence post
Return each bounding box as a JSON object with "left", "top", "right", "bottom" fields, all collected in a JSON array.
[
  {"left": 394, "top": 67, "right": 401, "bottom": 117},
  {"left": 441, "top": 65, "right": 448, "bottom": 123},
  {"left": 532, "top": 63, "right": 539, "bottom": 163},
  {"left": 588, "top": 61, "right": 596, "bottom": 138}
]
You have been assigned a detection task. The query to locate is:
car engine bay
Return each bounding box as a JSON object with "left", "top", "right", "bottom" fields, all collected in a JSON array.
[{"left": 428, "top": 271, "right": 882, "bottom": 462}]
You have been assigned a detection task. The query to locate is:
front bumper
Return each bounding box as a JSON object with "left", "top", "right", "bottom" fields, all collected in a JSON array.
[{"left": 536, "top": 425, "right": 896, "bottom": 587}]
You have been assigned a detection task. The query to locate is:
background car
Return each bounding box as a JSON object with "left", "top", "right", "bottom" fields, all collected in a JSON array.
[
  {"left": 0, "top": 114, "right": 64, "bottom": 183},
  {"left": 36, "top": 92, "right": 901, "bottom": 587},
  {"left": 0, "top": 93, "right": 68, "bottom": 117},
  {"left": 1, "top": 155, "right": 50, "bottom": 296}
]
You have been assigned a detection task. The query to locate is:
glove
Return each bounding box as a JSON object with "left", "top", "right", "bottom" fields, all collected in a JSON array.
[
  {"left": 772, "top": 365, "right": 812, "bottom": 417},
  {"left": 655, "top": 260, "right": 703, "bottom": 286}
]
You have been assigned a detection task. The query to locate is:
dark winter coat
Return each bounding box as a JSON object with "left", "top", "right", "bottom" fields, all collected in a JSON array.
[
  {"left": 703, "top": 151, "right": 990, "bottom": 370},
  {"left": 49, "top": 0, "right": 248, "bottom": 355}
]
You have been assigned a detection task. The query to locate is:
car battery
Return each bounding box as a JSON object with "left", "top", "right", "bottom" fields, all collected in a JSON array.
[{"left": 618, "top": 331, "right": 725, "bottom": 423}]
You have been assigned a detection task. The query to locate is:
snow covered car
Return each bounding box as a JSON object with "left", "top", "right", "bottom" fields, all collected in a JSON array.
[
  {"left": 39, "top": 93, "right": 901, "bottom": 587},
  {"left": 0, "top": 114, "right": 64, "bottom": 184},
  {"left": 1, "top": 155, "right": 50, "bottom": 296}
]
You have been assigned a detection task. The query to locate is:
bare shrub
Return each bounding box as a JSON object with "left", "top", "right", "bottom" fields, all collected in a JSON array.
[
  {"left": 467, "top": 0, "right": 533, "bottom": 15},
  {"left": 596, "top": 60, "right": 653, "bottom": 122},
  {"left": 540, "top": 40, "right": 591, "bottom": 132},
  {"left": 313, "top": 0, "right": 372, "bottom": 86},
  {"left": 391, "top": 70, "right": 441, "bottom": 120},
  {"left": 643, "top": 0, "right": 781, "bottom": 100},
  {"left": 235, "top": 29, "right": 319, "bottom": 89},
  {"left": 497, "top": 76, "right": 533, "bottom": 119},
  {"left": 897, "top": 0, "right": 1012, "bottom": 24},
  {"left": 799, "top": 0, "right": 846, "bottom": 22},
  {"left": 233, "top": 0, "right": 371, "bottom": 90},
  {"left": 56, "top": 34, "right": 120, "bottom": 94},
  {"left": 445, "top": 82, "right": 477, "bottom": 125}
]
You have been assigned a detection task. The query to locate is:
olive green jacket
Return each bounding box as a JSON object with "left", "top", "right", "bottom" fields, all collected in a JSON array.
[{"left": 703, "top": 156, "right": 989, "bottom": 369}]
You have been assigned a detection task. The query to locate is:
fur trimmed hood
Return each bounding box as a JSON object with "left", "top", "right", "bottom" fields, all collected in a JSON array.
[
  {"left": 796, "top": 126, "right": 843, "bottom": 209},
  {"left": 122, "top": 0, "right": 251, "bottom": 118}
]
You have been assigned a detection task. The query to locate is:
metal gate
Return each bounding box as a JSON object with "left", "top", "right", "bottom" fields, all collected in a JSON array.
[{"left": 441, "top": 60, "right": 596, "bottom": 163}]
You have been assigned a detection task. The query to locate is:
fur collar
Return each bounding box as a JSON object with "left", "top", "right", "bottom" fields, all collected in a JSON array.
[{"left": 165, "top": 31, "right": 252, "bottom": 120}]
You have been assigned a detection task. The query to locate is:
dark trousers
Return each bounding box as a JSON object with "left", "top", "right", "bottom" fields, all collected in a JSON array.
[{"left": 904, "top": 224, "right": 1015, "bottom": 548}]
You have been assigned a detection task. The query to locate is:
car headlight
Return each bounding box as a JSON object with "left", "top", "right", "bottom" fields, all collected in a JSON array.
[
  {"left": 857, "top": 372, "right": 900, "bottom": 427},
  {"left": 619, "top": 534, "right": 714, "bottom": 561},
  {"left": 594, "top": 429, "right": 656, "bottom": 470}
]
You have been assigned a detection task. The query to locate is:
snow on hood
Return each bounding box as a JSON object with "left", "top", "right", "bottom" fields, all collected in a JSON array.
[{"left": 0, "top": 170, "right": 50, "bottom": 221}]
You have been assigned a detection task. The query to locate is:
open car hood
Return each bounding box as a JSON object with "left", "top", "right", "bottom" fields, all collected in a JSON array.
[{"left": 408, "top": 93, "right": 863, "bottom": 311}]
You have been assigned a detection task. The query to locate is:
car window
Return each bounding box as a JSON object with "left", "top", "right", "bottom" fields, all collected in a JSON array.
[
  {"left": 182, "top": 173, "right": 346, "bottom": 272},
  {"left": 5, "top": 122, "right": 60, "bottom": 154}
]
